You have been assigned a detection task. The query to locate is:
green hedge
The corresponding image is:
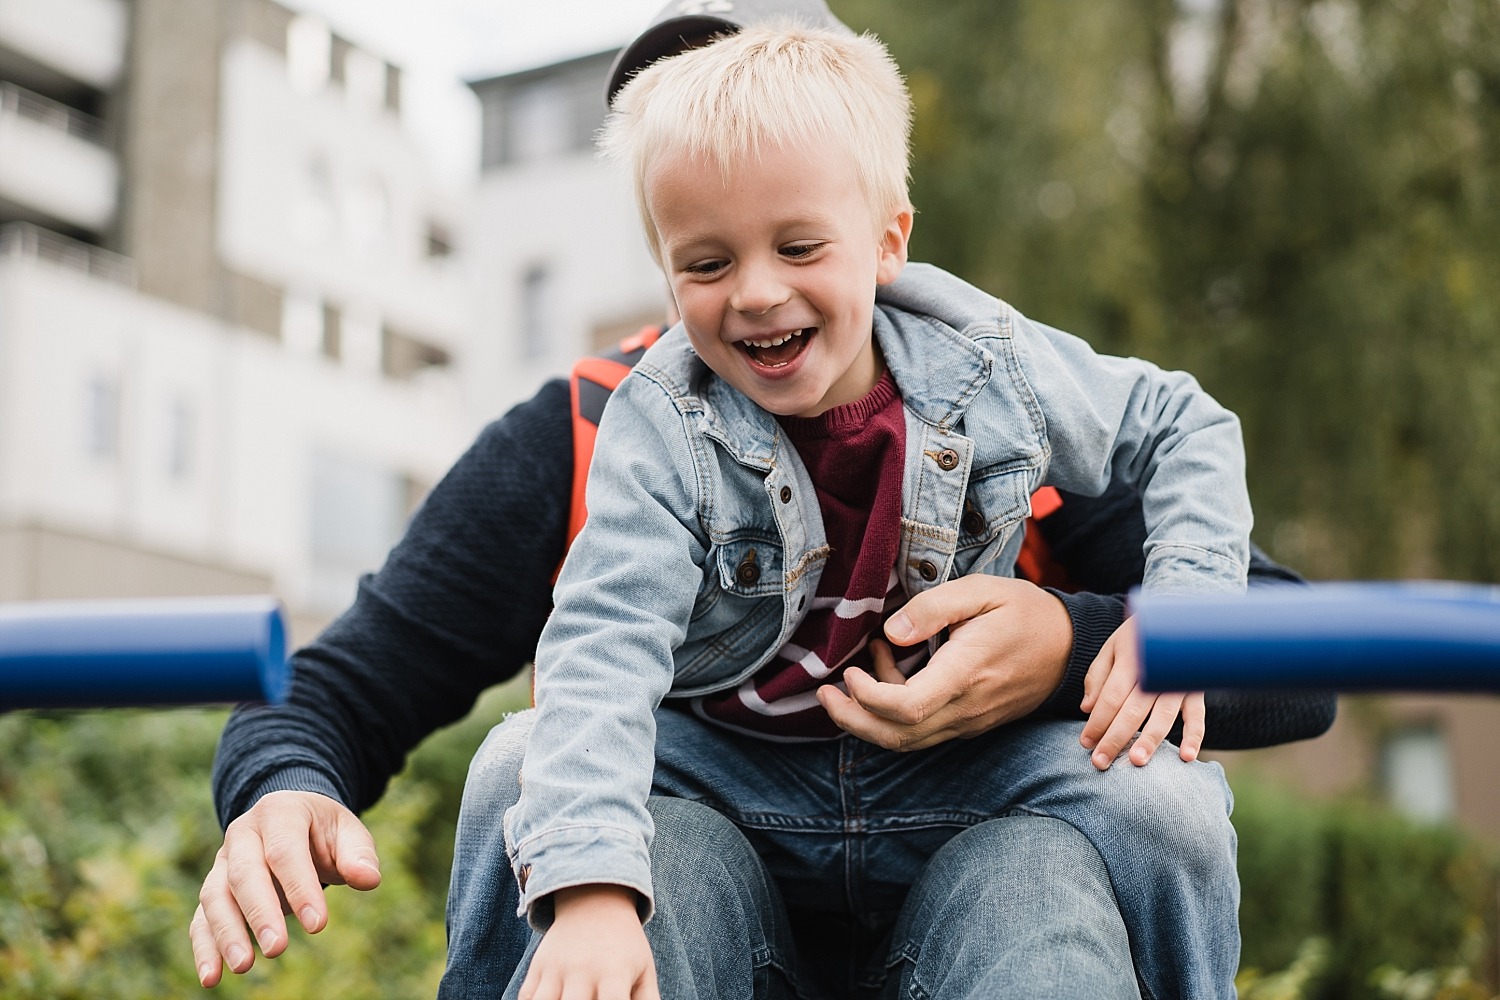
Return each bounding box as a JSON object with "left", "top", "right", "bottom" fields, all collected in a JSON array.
[
  {"left": 2, "top": 703, "right": 1496, "bottom": 998},
  {"left": 1235, "top": 776, "right": 1500, "bottom": 999}
]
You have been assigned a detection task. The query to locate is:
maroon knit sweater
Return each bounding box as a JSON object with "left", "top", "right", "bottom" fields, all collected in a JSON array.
[{"left": 692, "top": 370, "right": 923, "bottom": 740}]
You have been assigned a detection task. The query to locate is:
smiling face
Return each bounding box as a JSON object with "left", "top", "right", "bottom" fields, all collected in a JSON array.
[{"left": 647, "top": 143, "right": 912, "bottom": 418}]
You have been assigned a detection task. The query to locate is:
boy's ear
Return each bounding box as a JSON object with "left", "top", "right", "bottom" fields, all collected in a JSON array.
[{"left": 875, "top": 208, "right": 914, "bottom": 286}]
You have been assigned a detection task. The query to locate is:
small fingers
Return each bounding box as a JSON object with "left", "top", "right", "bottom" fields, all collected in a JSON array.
[
  {"left": 636, "top": 943, "right": 661, "bottom": 1000},
  {"left": 1179, "top": 691, "right": 1207, "bottom": 762},
  {"left": 1079, "top": 655, "right": 1137, "bottom": 751},
  {"left": 1129, "top": 692, "right": 1184, "bottom": 766},
  {"left": 1089, "top": 687, "right": 1156, "bottom": 770},
  {"left": 867, "top": 638, "right": 905, "bottom": 685},
  {"left": 1080, "top": 639, "right": 1115, "bottom": 714}
]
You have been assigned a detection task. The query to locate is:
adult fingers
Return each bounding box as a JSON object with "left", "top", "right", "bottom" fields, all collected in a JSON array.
[
  {"left": 819, "top": 682, "right": 954, "bottom": 751},
  {"left": 222, "top": 822, "right": 293, "bottom": 960},
  {"left": 841, "top": 661, "right": 944, "bottom": 728},
  {"left": 196, "top": 850, "right": 259, "bottom": 978},
  {"left": 1179, "top": 691, "right": 1207, "bottom": 762},
  {"left": 323, "top": 809, "right": 382, "bottom": 893},
  {"left": 1129, "top": 692, "right": 1185, "bottom": 766},
  {"left": 259, "top": 823, "right": 328, "bottom": 937},
  {"left": 884, "top": 575, "right": 1017, "bottom": 646},
  {"left": 188, "top": 902, "right": 226, "bottom": 987}
]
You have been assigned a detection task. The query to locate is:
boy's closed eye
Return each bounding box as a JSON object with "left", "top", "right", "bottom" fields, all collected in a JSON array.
[{"left": 779, "top": 241, "right": 825, "bottom": 260}]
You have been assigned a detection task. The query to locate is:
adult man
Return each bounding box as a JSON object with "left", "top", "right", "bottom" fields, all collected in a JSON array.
[{"left": 191, "top": 1, "right": 1334, "bottom": 995}]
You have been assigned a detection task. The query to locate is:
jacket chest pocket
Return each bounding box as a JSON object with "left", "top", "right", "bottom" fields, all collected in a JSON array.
[
  {"left": 957, "top": 467, "right": 1033, "bottom": 553},
  {"left": 677, "top": 536, "right": 785, "bottom": 686},
  {"left": 713, "top": 537, "right": 784, "bottom": 597}
]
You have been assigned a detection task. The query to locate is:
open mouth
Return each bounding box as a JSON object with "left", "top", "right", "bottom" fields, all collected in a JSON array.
[{"left": 740, "top": 327, "right": 815, "bottom": 369}]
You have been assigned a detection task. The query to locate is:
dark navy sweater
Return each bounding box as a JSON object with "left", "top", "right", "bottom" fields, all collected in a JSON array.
[{"left": 213, "top": 378, "right": 1335, "bottom": 827}]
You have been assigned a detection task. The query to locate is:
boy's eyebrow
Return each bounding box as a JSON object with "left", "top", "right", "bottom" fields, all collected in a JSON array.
[
  {"left": 660, "top": 213, "right": 843, "bottom": 257},
  {"left": 658, "top": 230, "right": 725, "bottom": 261}
]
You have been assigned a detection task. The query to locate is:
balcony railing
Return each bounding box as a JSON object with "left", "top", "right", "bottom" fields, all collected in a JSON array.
[
  {"left": 0, "top": 221, "right": 136, "bottom": 287},
  {"left": 0, "top": 81, "right": 106, "bottom": 145}
]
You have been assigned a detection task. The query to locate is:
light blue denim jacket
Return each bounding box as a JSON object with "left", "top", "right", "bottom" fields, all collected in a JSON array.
[{"left": 505, "top": 262, "right": 1251, "bottom": 923}]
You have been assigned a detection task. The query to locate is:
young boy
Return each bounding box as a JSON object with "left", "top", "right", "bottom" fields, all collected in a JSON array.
[{"left": 506, "top": 23, "right": 1250, "bottom": 998}]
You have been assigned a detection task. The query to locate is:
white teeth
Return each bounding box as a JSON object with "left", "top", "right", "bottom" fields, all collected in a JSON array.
[{"left": 745, "top": 328, "right": 807, "bottom": 348}]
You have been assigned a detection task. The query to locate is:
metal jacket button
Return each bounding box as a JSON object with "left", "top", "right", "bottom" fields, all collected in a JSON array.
[
  {"left": 736, "top": 549, "right": 761, "bottom": 586},
  {"left": 961, "top": 502, "right": 985, "bottom": 536},
  {"left": 779, "top": 486, "right": 793, "bottom": 504},
  {"left": 934, "top": 449, "right": 960, "bottom": 471},
  {"left": 917, "top": 559, "right": 939, "bottom": 582}
]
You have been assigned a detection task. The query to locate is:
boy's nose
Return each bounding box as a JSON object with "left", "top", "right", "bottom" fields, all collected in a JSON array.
[{"left": 729, "top": 260, "right": 790, "bottom": 315}]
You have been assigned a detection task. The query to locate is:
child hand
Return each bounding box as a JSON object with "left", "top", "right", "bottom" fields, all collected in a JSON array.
[
  {"left": 519, "top": 884, "right": 658, "bottom": 1000},
  {"left": 1078, "top": 617, "right": 1206, "bottom": 771}
]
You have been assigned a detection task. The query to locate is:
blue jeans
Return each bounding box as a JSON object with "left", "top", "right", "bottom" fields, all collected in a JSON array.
[{"left": 440, "top": 708, "right": 1236, "bottom": 999}]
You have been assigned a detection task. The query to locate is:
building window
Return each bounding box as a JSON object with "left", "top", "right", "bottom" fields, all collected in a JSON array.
[
  {"left": 287, "top": 16, "right": 332, "bottom": 95},
  {"left": 308, "top": 451, "right": 409, "bottom": 611},
  {"left": 519, "top": 264, "right": 552, "bottom": 361},
  {"left": 382, "top": 326, "right": 452, "bottom": 381},
  {"left": 294, "top": 154, "right": 337, "bottom": 246},
  {"left": 341, "top": 305, "right": 383, "bottom": 375},
  {"left": 84, "top": 375, "right": 120, "bottom": 461},
  {"left": 1380, "top": 724, "right": 1455, "bottom": 823},
  {"left": 426, "top": 221, "right": 455, "bottom": 260},
  {"left": 508, "top": 80, "right": 572, "bottom": 163},
  {"left": 281, "top": 290, "right": 325, "bottom": 357},
  {"left": 342, "top": 47, "right": 387, "bottom": 114},
  {"left": 166, "top": 397, "right": 195, "bottom": 480},
  {"left": 345, "top": 175, "right": 390, "bottom": 255},
  {"left": 480, "top": 56, "right": 613, "bottom": 169}
]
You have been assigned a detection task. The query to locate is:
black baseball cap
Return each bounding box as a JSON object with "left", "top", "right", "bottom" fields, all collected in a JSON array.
[{"left": 607, "top": 0, "right": 853, "bottom": 105}]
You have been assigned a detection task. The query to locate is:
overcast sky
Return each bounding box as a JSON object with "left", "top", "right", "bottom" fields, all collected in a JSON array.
[{"left": 280, "top": 0, "right": 667, "bottom": 186}]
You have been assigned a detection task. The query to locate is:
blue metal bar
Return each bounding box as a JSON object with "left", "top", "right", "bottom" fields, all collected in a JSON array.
[
  {"left": 0, "top": 596, "right": 289, "bottom": 710},
  {"left": 1135, "top": 582, "right": 1500, "bottom": 693}
]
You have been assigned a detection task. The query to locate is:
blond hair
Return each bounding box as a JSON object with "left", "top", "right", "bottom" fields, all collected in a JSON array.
[{"left": 598, "top": 23, "right": 913, "bottom": 264}]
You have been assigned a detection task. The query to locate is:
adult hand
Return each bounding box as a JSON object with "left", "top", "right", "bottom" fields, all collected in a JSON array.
[
  {"left": 189, "top": 790, "right": 382, "bottom": 987},
  {"left": 818, "top": 575, "right": 1073, "bottom": 751}
]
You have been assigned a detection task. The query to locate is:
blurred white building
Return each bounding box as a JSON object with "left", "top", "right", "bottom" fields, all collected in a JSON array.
[
  {"left": 0, "top": 0, "right": 472, "bottom": 635},
  {"left": 465, "top": 50, "right": 662, "bottom": 406}
]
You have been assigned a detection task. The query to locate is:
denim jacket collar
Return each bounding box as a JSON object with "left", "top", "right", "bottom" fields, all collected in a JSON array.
[{"left": 653, "top": 263, "right": 998, "bottom": 470}]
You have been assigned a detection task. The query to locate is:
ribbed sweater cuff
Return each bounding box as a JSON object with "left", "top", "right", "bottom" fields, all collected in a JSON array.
[
  {"left": 243, "top": 766, "right": 348, "bottom": 813},
  {"left": 1038, "top": 590, "right": 1127, "bottom": 719}
]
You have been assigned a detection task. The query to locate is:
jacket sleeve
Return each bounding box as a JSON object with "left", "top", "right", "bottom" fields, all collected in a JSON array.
[
  {"left": 211, "top": 379, "right": 573, "bottom": 828},
  {"left": 503, "top": 369, "right": 708, "bottom": 927},
  {"left": 1031, "top": 485, "right": 1336, "bottom": 749},
  {"left": 1009, "top": 312, "right": 1253, "bottom": 596}
]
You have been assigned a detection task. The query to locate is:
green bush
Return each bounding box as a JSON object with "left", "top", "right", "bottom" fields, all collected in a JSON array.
[
  {"left": 4, "top": 699, "right": 1496, "bottom": 998},
  {"left": 0, "top": 681, "right": 523, "bottom": 1000},
  {"left": 1234, "top": 776, "right": 1500, "bottom": 999}
]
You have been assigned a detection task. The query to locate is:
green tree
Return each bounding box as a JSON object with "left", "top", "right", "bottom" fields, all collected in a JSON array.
[{"left": 837, "top": 0, "right": 1500, "bottom": 582}]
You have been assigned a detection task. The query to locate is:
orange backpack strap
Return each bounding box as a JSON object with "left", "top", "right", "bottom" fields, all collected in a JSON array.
[
  {"left": 564, "top": 326, "right": 664, "bottom": 561},
  {"left": 1016, "top": 487, "right": 1075, "bottom": 591}
]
